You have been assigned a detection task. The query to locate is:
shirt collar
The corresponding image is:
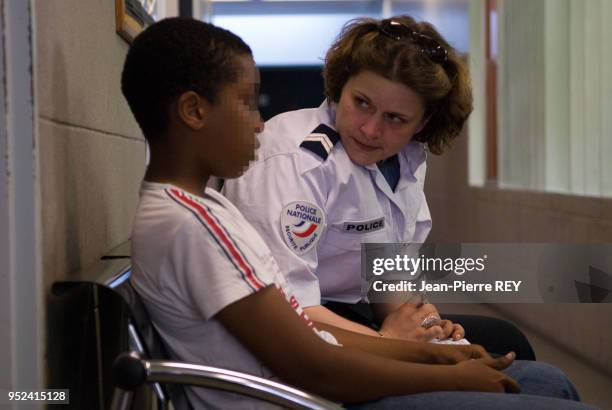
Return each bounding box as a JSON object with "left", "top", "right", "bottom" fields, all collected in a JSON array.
[
  {"left": 400, "top": 141, "right": 427, "bottom": 179},
  {"left": 364, "top": 141, "right": 426, "bottom": 180},
  {"left": 317, "top": 99, "right": 337, "bottom": 130}
]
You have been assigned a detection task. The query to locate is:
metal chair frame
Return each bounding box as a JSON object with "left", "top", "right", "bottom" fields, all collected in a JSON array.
[{"left": 53, "top": 245, "right": 342, "bottom": 410}]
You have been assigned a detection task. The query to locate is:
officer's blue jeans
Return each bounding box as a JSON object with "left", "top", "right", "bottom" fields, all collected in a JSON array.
[{"left": 346, "top": 361, "right": 599, "bottom": 410}]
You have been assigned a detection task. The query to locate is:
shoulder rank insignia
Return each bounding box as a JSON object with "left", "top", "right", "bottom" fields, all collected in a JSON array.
[{"left": 299, "top": 124, "right": 341, "bottom": 160}]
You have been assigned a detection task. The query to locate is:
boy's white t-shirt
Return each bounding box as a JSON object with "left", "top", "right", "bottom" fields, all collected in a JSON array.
[{"left": 130, "top": 181, "right": 338, "bottom": 409}]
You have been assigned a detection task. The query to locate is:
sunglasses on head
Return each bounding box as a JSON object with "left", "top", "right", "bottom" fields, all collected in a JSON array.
[{"left": 378, "top": 19, "right": 448, "bottom": 65}]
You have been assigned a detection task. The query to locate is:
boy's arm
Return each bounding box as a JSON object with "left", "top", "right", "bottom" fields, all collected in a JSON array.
[{"left": 216, "top": 285, "right": 519, "bottom": 403}]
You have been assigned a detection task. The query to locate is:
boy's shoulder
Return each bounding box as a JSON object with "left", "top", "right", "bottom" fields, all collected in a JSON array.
[
  {"left": 135, "top": 182, "right": 273, "bottom": 260},
  {"left": 132, "top": 182, "right": 277, "bottom": 301},
  {"left": 136, "top": 183, "right": 246, "bottom": 236},
  {"left": 134, "top": 183, "right": 227, "bottom": 248},
  {"left": 138, "top": 181, "right": 227, "bottom": 214}
]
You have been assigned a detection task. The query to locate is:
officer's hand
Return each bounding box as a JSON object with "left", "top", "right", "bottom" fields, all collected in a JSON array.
[
  {"left": 379, "top": 302, "right": 465, "bottom": 342},
  {"left": 451, "top": 352, "right": 521, "bottom": 393},
  {"left": 415, "top": 303, "right": 466, "bottom": 340},
  {"left": 439, "top": 319, "right": 466, "bottom": 341},
  {"left": 379, "top": 303, "right": 444, "bottom": 341}
]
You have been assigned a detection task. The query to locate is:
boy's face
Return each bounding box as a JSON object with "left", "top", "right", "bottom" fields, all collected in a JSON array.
[{"left": 203, "top": 55, "right": 263, "bottom": 179}]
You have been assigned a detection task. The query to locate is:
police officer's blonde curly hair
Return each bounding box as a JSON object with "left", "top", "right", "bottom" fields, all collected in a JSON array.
[{"left": 324, "top": 16, "right": 473, "bottom": 155}]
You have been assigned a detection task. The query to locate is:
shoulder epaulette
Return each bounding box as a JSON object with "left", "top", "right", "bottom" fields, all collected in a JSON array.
[{"left": 299, "top": 124, "right": 341, "bottom": 160}]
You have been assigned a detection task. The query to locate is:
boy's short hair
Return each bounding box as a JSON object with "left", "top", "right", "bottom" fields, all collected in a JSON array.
[
  {"left": 121, "top": 17, "right": 252, "bottom": 140},
  {"left": 324, "top": 16, "right": 473, "bottom": 155}
]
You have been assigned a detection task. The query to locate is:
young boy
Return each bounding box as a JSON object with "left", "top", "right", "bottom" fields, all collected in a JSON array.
[{"left": 121, "top": 17, "right": 592, "bottom": 410}]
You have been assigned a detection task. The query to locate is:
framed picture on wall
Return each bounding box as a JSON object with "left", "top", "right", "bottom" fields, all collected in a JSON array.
[{"left": 116, "top": 0, "right": 162, "bottom": 43}]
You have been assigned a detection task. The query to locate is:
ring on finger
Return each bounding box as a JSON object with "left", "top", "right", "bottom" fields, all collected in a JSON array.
[{"left": 420, "top": 315, "right": 441, "bottom": 329}]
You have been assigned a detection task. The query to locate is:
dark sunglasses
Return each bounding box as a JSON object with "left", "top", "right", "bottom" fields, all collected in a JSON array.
[{"left": 378, "top": 19, "right": 448, "bottom": 65}]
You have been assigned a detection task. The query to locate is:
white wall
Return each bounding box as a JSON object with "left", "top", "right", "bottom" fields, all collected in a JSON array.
[{"left": 0, "top": 1, "right": 43, "bottom": 408}]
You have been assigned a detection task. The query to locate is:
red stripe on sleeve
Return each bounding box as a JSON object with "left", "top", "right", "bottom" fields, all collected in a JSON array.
[{"left": 169, "top": 189, "right": 265, "bottom": 290}]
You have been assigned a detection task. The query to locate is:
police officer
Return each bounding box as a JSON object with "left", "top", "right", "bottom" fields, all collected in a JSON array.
[{"left": 224, "top": 16, "right": 535, "bottom": 359}]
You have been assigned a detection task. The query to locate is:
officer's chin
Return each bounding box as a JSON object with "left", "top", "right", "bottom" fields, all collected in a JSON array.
[{"left": 346, "top": 151, "right": 379, "bottom": 167}]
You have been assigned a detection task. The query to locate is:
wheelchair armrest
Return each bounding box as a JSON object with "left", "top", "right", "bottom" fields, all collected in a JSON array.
[{"left": 113, "top": 352, "right": 344, "bottom": 410}]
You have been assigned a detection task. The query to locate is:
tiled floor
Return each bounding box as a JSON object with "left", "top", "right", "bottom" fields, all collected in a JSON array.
[{"left": 437, "top": 303, "right": 612, "bottom": 410}]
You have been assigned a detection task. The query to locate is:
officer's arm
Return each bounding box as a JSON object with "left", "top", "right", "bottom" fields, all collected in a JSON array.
[
  {"left": 304, "top": 304, "right": 380, "bottom": 336},
  {"left": 371, "top": 302, "right": 404, "bottom": 323},
  {"left": 312, "top": 320, "right": 490, "bottom": 365}
]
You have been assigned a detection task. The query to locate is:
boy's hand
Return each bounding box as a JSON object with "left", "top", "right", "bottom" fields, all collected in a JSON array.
[
  {"left": 429, "top": 343, "right": 491, "bottom": 365},
  {"left": 451, "top": 352, "right": 521, "bottom": 393},
  {"left": 379, "top": 303, "right": 464, "bottom": 341}
]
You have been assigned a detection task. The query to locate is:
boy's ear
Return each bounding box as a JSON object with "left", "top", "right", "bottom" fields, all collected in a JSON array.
[{"left": 176, "top": 91, "right": 209, "bottom": 130}]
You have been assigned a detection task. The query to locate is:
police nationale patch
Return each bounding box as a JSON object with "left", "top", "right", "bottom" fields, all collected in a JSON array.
[{"left": 280, "top": 201, "right": 325, "bottom": 255}]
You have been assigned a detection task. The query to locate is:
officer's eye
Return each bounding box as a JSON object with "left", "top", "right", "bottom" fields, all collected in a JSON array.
[
  {"left": 385, "top": 113, "right": 407, "bottom": 124},
  {"left": 354, "top": 96, "right": 370, "bottom": 109}
]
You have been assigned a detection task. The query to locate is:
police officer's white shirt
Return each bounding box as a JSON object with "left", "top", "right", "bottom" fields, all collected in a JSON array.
[{"left": 223, "top": 100, "right": 432, "bottom": 306}]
